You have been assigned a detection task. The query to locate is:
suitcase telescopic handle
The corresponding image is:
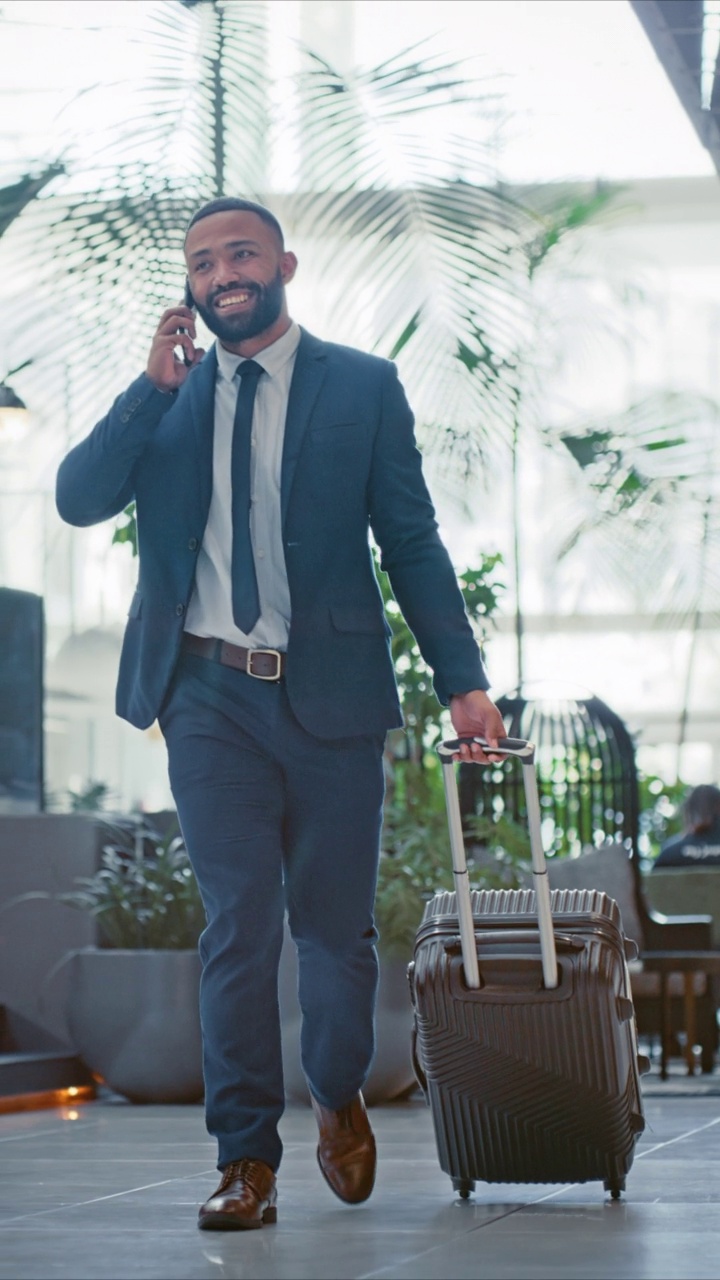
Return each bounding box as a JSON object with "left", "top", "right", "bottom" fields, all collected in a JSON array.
[
  {"left": 437, "top": 736, "right": 559, "bottom": 992},
  {"left": 437, "top": 736, "right": 534, "bottom": 762}
]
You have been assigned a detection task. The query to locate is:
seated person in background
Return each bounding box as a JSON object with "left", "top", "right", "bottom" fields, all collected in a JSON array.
[{"left": 654, "top": 784, "right": 720, "bottom": 868}]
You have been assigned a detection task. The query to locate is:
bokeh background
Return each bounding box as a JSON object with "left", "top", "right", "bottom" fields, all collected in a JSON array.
[{"left": 1, "top": 0, "right": 719, "bottom": 815}]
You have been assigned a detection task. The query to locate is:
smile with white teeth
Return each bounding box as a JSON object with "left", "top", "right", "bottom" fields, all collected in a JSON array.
[{"left": 215, "top": 291, "right": 253, "bottom": 308}]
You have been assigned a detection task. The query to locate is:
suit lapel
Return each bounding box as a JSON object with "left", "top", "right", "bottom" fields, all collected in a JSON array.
[
  {"left": 281, "top": 328, "right": 327, "bottom": 527},
  {"left": 186, "top": 344, "right": 218, "bottom": 525},
  {"left": 185, "top": 333, "right": 327, "bottom": 531}
]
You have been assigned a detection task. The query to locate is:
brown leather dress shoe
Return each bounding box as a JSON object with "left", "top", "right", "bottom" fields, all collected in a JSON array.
[
  {"left": 310, "top": 1091, "right": 377, "bottom": 1204},
  {"left": 198, "top": 1158, "right": 277, "bottom": 1230}
]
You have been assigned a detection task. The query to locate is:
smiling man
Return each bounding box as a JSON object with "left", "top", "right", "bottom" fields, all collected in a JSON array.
[
  {"left": 56, "top": 196, "right": 505, "bottom": 1230},
  {"left": 185, "top": 209, "right": 292, "bottom": 349}
]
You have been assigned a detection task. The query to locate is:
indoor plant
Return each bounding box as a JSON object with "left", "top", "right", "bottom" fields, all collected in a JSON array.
[
  {"left": 60, "top": 818, "right": 205, "bottom": 1104},
  {"left": 373, "top": 546, "right": 530, "bottom": 954},
  {"left": 372, "top": 551, "right": 531, "bottom": 1093},
  {"left": 279, "top": 756, "right": 532, "bottom": 1105},
  {"left": 282, "top": 552, "right": 532, "bottom": 1103}
]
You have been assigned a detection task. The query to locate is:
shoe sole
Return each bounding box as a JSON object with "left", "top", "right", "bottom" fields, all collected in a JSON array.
[{"left": 198, "top": 1206, "right": 277, "bottom": 1231}]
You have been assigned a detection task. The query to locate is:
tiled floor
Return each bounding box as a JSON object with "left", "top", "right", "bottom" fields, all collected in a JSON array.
[{"left": 1, "top": 1079, "right": 720, "bottom": 1280}]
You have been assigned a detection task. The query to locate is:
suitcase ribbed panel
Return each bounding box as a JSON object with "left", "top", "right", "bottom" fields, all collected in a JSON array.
[
  {"left": 413, "top": 887, "right": 644, "bottom": 1187},
  {"left": 421, "top": 887, "right": 623, "bottom": 930}
]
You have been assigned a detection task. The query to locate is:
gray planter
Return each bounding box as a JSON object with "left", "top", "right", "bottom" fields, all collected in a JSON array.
[
  {"left": 65, "top": 948, "right": 203, "bottom": 1103},
  {"left": 278, "top": 927, "right": 416, "bottom": 1106}
]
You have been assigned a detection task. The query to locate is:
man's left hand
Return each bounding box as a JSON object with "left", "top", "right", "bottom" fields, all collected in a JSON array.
[{"left": 449, "top": 690, "right": 507, "bottom": 763}]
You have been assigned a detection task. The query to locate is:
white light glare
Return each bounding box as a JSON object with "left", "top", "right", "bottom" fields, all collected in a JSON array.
[{"left": 702, "top": 0, "right": 720, "bottom": 109}]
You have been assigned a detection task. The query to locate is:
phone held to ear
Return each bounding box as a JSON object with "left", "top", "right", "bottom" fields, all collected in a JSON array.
[{"left": 179, "top": 278, "right": 196, "bottom": 367}]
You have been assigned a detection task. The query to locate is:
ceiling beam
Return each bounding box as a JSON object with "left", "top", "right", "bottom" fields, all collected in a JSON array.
[{"left": 630, "top": 0, "right": 720, "bottom": 174}]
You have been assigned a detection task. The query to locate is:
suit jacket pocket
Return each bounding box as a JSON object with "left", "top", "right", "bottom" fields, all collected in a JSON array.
[
  {"left": 310, "top": 421, "right": 360, "bottom": 439},
  {"left": 330, "top": 603, "right": 391, "bottom": 637}
]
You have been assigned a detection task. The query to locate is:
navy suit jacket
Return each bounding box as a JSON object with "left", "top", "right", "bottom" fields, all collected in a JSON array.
[{"left": 56, "top": 329, "right": 488, "bottom": 737}]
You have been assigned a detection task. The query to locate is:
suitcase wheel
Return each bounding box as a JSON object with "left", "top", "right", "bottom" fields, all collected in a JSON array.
[
  {"left": 604, "top": 1178, "right": 625, "bottom": 1200},
  {"left": 452, "top": 1177, "right": 475, "bottom": 1200}
]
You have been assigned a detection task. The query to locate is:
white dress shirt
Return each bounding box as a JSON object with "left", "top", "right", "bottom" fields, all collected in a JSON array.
[{"left": 184, "top": 321, "right": 301, "bottom": 651}]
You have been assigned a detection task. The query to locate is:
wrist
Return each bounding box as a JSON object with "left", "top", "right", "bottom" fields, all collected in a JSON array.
[{"left": 147, "top": 376, "right": 177, "bottom": 396}]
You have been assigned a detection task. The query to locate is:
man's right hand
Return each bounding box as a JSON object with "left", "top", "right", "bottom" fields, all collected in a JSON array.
[{"left": 146, "top": 305, "right": 206, "bottom": 393}]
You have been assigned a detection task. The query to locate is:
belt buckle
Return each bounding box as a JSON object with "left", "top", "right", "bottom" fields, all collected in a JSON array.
[{"left": 246, "top": 647, "right": 282, "bottom": 681}]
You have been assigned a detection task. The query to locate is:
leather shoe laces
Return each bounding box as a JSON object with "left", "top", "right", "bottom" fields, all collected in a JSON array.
[
  {"left": 198, "top": 1157, "right": 277, "bottom": 1231},
  {"left": 218, "top": 1158, "right": 265, "bottom": 1195}
]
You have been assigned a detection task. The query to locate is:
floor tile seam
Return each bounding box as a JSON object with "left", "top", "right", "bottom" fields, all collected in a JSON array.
[
  {"left": 464, "top": 1116, "right": 720, "bottom": 1209},
  {"left": 0, "top": 1168, "right": 217, "bottom": 1229},
  {"left": 355, "top": 1204, "right": 529, "bottom": 1279},
  {"left": 0, "top": 1123, "right": 100, "bottom": 1145},
  {"left": 0, "top": 1157, "right": 215, "bottom": 1164},
  {"left": 635, "top": 1114, "right": 720, "bottom": 1159}
]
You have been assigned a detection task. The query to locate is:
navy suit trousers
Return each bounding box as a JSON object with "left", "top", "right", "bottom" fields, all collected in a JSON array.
[{"left": 159, "top": 652, "right": 385, "bottom": 1171}]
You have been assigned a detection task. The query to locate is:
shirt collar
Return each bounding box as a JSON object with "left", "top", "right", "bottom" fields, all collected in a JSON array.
[{"left": 215, "top": 320, "right": 301, "bottom": 384}]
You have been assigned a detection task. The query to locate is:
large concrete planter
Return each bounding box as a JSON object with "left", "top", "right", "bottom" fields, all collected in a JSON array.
[
  {"left": 65, "top": 948, "right": 203, "bottom": 1103},
  {"left": 278, "top": 927, "right": 416, "bottom": 1106}
]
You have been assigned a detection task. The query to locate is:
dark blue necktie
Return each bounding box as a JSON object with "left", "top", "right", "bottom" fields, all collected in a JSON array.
[{"left": 231, "top": 359, "right": 264, "bottom": 634}]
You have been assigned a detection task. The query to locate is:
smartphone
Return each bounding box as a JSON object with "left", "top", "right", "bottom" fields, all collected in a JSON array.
[{"left": 179, "top": 278, "right": 196, "bottom": 367}]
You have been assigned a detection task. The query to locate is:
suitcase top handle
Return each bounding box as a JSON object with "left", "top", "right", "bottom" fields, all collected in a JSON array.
[
  {"left": 436, "top": 733, "right": 558, "bottom": 990},
  {"left": 437, "top": 736, "right": 535, "bottom": 764}
]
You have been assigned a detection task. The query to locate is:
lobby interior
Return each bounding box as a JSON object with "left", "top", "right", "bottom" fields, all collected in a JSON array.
[{"left": 4, "top": 3, "right": 720, "bottom": 1278}]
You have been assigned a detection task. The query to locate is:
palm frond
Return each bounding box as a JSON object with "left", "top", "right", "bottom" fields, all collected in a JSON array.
[
  {"left": 552, "top": 391, "right": 720, "bottom": 618},
  {"left": 289, "top": 49, "right": 537, "bottom": 462},
  {"left": 0, "top": 165, "right": 65, "bottom": 239},
  {"left": 0, "top": 5, "right": 537, "bottom": 485}
]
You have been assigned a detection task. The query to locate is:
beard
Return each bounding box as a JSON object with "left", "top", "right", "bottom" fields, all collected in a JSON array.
[{"left": 196, "top": 269, "right": 285, "bottom": 345}]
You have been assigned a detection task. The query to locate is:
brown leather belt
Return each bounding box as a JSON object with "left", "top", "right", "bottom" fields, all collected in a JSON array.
[{"left": 182, "top": 633, "right": 286, "bottom": 681}]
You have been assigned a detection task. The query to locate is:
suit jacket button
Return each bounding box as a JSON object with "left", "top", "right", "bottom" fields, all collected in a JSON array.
[
  {"left": 175, "top": 604, "right": 185, "bottom": 616},
  {"left": 188, "top": 538, "right": 198, "bottom": 551}
]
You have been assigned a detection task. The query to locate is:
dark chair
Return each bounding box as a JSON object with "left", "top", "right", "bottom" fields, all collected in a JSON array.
[{"left": 460, "top": 686, "right": 718, "bottom": 1075}]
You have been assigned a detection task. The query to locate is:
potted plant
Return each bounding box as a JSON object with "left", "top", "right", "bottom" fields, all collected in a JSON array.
[
  {"left": 280, "top": 751, "right": 532, "bottom": 1104},
  {"left": 281, "top": 551, "right": 532, "bottom": 1104},
  {"left": 376, "top": 783, "right": 533, "bottom": 959},
  {"left": 60, "top": 818, "right": 206, "bottom": 1103},
  {"left": 374, "top": 546, "right": 529, "bottom": 945}
]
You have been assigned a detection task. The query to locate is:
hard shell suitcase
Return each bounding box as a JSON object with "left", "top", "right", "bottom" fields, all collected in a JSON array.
[{"left": 409, "top": 737, "right": 646, "bottom": 1200}]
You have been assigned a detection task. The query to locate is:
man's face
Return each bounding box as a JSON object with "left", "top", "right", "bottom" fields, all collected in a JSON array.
[{"left": 184, "top": 210, "right": 297, "bottom": 348}]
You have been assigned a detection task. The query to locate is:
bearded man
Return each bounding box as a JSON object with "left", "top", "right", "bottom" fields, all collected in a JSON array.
[{"left": 56, "top": 197, "right": 505, "bottom": 1229}]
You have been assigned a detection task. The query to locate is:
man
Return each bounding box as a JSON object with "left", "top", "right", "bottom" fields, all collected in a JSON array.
[
  {"left": 56, "top": 197, "right": 506, "bottom": 1229},
  {"left": 654, "top": 785, "right": 720, "bottom": 868}
]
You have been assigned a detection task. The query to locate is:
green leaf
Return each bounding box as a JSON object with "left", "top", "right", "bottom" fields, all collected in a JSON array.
[
  {"left": 112, "top": 503, "right": 138, "bottom": 557},
  {"left": 387, "top": 309, "right": 422, "bottom": 361},
  {"left": 561, "top": 431, "right": 613, "bottom": 469}
]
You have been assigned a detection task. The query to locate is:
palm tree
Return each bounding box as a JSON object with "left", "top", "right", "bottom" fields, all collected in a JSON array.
[
  {"left": 0, "top": 0, "right": 535, "bottom": 477},
  {"left": 555, "top": 389, "right": 720, "bottom": 777},
  {"left": 0, "top": 165, "right": 64, "bottom": 240},
  {"left": 485, "top": 181, "right": 625, "bottom": 689}
]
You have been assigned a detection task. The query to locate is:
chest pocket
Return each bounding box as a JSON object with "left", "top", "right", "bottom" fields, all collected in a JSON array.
[
  {"left": 309, "top": 421, "right": 361, "bottom": 444},
  {"left": 305, "top": 422, "right": 370, "bottom": 504}
]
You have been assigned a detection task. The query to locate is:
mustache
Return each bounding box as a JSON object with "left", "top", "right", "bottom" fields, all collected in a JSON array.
[{"left": 208, "top": 282, "right": 261, "bottom": 306}]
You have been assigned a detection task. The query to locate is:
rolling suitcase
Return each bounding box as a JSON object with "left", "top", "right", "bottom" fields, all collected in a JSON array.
[{"left": 409, "top": 736, "right": 646, "bottom": 1200}]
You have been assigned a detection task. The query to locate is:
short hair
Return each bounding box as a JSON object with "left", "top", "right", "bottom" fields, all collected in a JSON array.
[
  {"left": 185, "top": 197, "right": 285, "bottom": 248},
  {"left": 684, "top": 784, "right": 720, "bottom": 834}
]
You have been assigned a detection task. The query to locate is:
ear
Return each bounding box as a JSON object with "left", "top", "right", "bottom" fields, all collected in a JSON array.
[
  {"left": 184, "top": 278, "right": 196, "bottom": 308},
  {"left": 280, "top": 251, "right": 298, "bottom": 285}
]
